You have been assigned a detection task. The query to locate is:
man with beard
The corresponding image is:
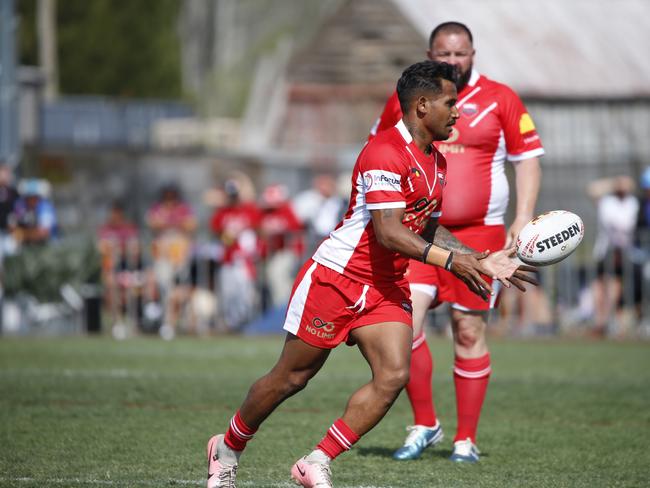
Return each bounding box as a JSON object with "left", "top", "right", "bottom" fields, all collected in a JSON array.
[{"left": 369, "top": 22, "right": 544, "bottom": 463}]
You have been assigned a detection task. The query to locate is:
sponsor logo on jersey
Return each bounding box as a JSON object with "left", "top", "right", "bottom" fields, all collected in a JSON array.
[
  {"left": 438, "top": 127, "right": 465, "bottom": 154},
  {"left": 403, "top": 198, "right": 439, "bottom": 231},
  {"left": 535, "top": 222, "right": 581, "bottom": 253},
  {"left": 306, "top": 317, "right": 336, "bottom": 340},
  {"left": 438, "top": 172, "right": 446, "bottom": 185},
  {"left": 311, "top": 317, "right": 335, "bottom": 332},
  {"left": 462, "top": 103, "right": 479, "bottom": 116},
  {"left": 519, "top": 113, "right": 536, "bottom": 134},
  {"left": 523, "top": 134, "right": 540, "bottom": 144},
  {"left": 363, "top": 170, "right": 401, "bottom": 193},
  {"left": 413, "top": 197, "right": 430, "bottom": 212}
]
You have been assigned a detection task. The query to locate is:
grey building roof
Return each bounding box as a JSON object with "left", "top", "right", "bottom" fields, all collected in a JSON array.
[{"left": 392, "top": 0, "right": 650, "bottom": 98}]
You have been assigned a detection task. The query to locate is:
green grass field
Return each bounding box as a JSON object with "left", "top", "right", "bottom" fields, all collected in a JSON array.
[{"left": 1, "top": 335, "right": 649, "bottom": 487}]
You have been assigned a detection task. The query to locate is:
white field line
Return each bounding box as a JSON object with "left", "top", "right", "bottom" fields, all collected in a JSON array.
[
  {"left": 0, "top": 367, "right": 372, "bottom": 382},
  {"left": 1, "top": 478, "right": 392, "bottom": 488}
]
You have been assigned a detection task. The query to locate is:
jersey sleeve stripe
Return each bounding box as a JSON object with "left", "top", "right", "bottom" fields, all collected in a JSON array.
[
  {"left": 365, "top": 202, "right": 407, "bottom": 210},
  {"left": 507, "top": 147, "right": 545, "bottom": 162}
]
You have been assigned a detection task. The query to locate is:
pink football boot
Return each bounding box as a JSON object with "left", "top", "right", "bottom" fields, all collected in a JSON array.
[
  {"left": 206, "top": 434, "right": 238, "bottom": 488},
  {"left": 290, "top": 456, "right": 333, "bottom": 487}
]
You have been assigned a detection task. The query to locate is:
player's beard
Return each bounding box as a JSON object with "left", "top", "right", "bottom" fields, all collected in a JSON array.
[{"left": 455, "top": 64, "right": 473, "bottom": 92}]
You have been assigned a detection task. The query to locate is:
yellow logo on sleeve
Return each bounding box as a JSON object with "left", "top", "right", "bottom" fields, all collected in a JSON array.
[{"left": 519, "top": 113, "right": 536, "bottom": 134}]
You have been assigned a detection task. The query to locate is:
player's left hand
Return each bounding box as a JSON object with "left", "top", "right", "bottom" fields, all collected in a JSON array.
[
  {"left": 505, "top": 216, "right": 532, "bottom": 249},
  {"left": 478, "top": 248, "right": 539, "bottom": 291}
]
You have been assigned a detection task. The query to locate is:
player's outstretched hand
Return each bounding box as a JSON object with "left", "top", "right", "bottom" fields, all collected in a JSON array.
[
  {"left": 478, "top": 247, "right": 539, "bottom": 291},
  {"left": 449, "top": 251, "right": 493, "bottom": 301}
]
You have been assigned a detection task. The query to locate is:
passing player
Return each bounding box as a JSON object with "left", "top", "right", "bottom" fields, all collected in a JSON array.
[
  {"left": 205, "top": 61, "right": 535, "bottom": 488},
  {"left": 370, "top": 22, "right": 544, "bottom": 463}
]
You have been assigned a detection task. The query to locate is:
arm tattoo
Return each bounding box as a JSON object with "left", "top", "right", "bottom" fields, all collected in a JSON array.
[
  {"left": 421, "top": 217, "right": 438, "bottom": 242},
  {"left": 433, "top": 225, "right": 476, "bottom": 253}
]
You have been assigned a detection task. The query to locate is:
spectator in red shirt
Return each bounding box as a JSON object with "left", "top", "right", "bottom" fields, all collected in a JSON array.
[
  {"left": 98, "top": 201, "right": 156, "bottom": 338},
  {"left": 259, "top": 184, "right": 305, "bottom": 307},
  {"left": 211, "top": 179, "right": 262, "bottom": 330}
]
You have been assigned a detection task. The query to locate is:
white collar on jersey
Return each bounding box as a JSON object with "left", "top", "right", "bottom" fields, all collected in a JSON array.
[
  {"left": 467, "top": 69, "right": 480, "bottom": 87},
  {"left": 395, "top": 119, "right": 412, "bottom": 144}
]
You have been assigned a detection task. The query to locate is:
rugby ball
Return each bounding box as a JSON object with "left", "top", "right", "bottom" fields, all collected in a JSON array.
[{"left": 516, "top": 211, "right": 584, "bottom": 266}]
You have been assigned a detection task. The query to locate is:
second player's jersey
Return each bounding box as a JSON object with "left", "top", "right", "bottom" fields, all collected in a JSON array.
[
  {"left": 313, "top": 120, "right": 446, "bottom": 287},
  {"left": 369, "top": 70, "right": 544, "bottom": 227}
]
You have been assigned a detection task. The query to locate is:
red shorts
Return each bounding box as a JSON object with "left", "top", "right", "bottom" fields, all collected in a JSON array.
[
  {"left": 283, "top": 260, "right": 413, "bottom": 349},
  {"left": 406, "top": 224, "right": 506, "bottom": 311}
]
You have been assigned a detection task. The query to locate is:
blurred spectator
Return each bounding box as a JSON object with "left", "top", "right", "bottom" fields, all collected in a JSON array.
[
  {"left": 292, "top": 174, "right": 345, "bottom": 254},
  {"left": 638, "top": 167, "right": 650, "bottom": 234},
  {"left": 0, "top": 164, "right": 19, "bottom": 261},
  {"left": 146, "top": 184, "right": 197, "bottom": 338},
  {"left": 13, "top": 179, "right": 57, "bottom": 247},
  {"left": 259, "top": 184, "right": 304, "bottom": 308},
  {"left": 588, "top": 176, "right": 639, "bottom": 336},
  {"left": 160, "top": 253, "right": 220, "bottom": 339},
  {"left": 634, "top": 167, "right": 650, "bottom": 326},
  {"left": 97, "top": 201, "right": 157, "bottom": 338},
  {"left": 146, "top": 184, "right": 196, "bottom": 281},
  {"left": 211, "top": 178, "right": 261, "bottom": 330},
  {"left": 495, "top": 271, "right": 554, "bottom": 336}
]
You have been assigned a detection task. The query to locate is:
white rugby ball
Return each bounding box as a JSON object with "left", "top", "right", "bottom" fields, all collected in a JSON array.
[{"left": 516, "top": 210, "right": 584, "bottom": 266}]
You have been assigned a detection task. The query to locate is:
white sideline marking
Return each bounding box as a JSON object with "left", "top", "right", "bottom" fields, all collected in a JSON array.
[
  {"left": 0, "top": 368, "right": 217, "bottom": 380},
  {"left": 1, "top": 478, "right": 391, "bottom": 488}
]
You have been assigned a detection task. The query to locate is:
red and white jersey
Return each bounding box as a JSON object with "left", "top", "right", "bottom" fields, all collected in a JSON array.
[
  {"left": 369, "top": 70, "right": 544, "bottom": 227},
  {"left": 313, "top": 119, "right": 446, "bottom": 287}
]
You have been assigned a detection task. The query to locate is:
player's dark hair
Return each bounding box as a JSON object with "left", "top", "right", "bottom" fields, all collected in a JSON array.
[
  {"left": 429, "top": 21, "right": 473, "bottom": 48},
  {"left": 396, "top": 61, "right": 456, "bottom": 113}
]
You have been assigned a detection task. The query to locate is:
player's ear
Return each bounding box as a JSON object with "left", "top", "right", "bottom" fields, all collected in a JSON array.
[
  {"left": 416, "top": 95, "right": 429, "bottom": 114},
  {"left": 426, "top": 49, "right": 434, "bottom": 60}
]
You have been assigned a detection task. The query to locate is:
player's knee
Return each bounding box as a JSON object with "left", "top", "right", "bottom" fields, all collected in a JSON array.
[
  {"left": 377, "top": 364, "right": 410, "bottom": 394},
  {"left": 284, "top": 370, "right": 311, "bottom": 394},
  {"left": 454, "top": 320, "right": 484, "bottom": 349}
]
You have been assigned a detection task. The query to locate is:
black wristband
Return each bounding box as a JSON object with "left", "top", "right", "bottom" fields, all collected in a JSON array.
[
  {"left": 444, "top": 251, "right": 454, "bottom": 271},
  {"left": 422, "top": 242, "right": 433, "bottom": 263}
]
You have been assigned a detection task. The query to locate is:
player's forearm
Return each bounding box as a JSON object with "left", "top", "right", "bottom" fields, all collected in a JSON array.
[
  {"left": 372, "top": 208, "right": 450, "bottom": 268},
  {"left": 432, "top": 225, "right": 475, "bottom": 253},
  {"left": 514, "top": 157, "right": 541, "bottom": 220}
]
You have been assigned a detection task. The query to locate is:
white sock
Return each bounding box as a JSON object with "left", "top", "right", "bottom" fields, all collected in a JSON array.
[
  {"left": 217, "top": 437, "right": 241, "bottom": 465},
  {"left": 305, "top": 449, "right": 331, "bottom": 465}
]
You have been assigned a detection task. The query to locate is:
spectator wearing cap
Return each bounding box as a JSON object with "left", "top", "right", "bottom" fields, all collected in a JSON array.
[
  {"left": 259, "top": 184, "right": 304, "bottom": 308},
  {"left": 13, "top": 179, "right": 57, "bottom": 247}
]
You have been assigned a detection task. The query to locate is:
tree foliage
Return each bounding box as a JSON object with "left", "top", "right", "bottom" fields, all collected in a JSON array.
[{"left": 18, "top": 0, "right": 181, "bottom": 98}]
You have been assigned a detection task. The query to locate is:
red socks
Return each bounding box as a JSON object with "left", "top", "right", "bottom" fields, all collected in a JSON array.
[
  {"left": 224, "top": 414, "right": 361, "bottom": 460},
  {"left": 316, "top": 418, "right": 360, "bottom": 460},
  {"left": 453, "top": 353, "right": 491, "bottom": 443},
  {"left": 404, "top": 333, "right": 438, "bottom": 427},
  {"left": 224, "top": 410, "right": 257, "bottom": 452}
]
